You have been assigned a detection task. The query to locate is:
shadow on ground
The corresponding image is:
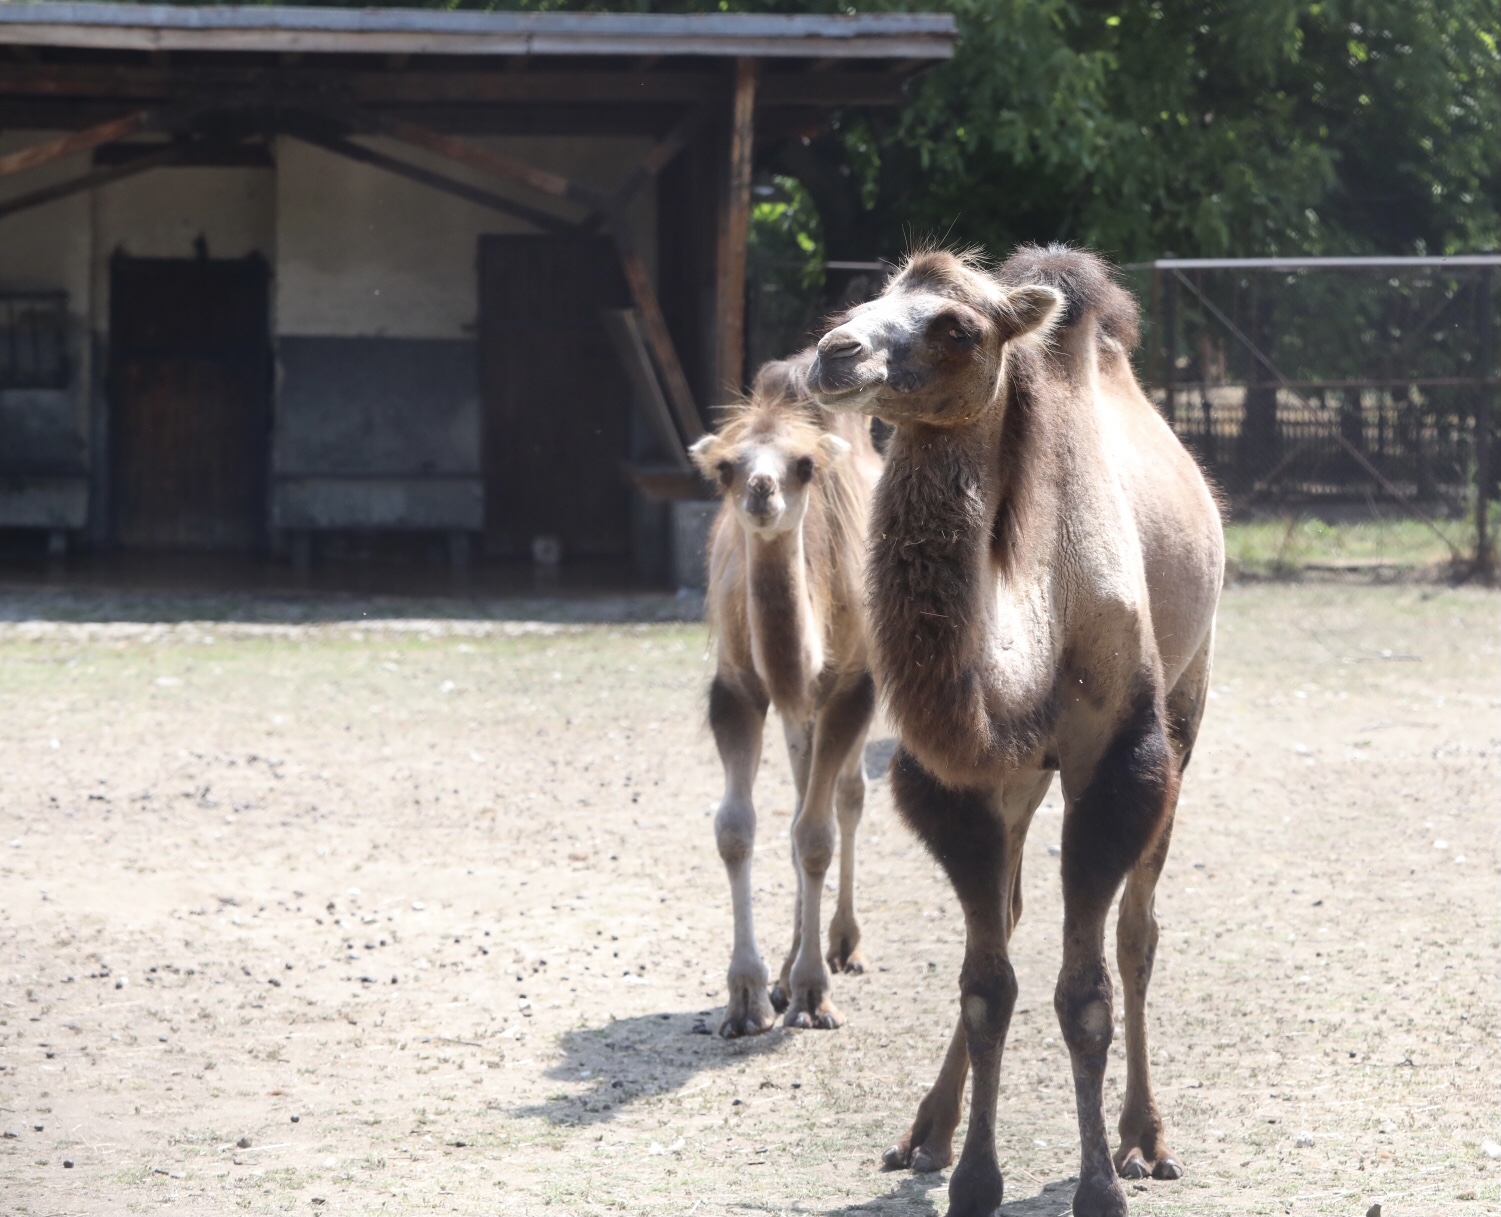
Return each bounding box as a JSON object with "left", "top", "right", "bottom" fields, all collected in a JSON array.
[
  {"left": 510, "top": 1008, "right": 791, "bottom": 1126},
  {"left": 821, "top": 1172, "right": 1077, "bottom": 1216}
]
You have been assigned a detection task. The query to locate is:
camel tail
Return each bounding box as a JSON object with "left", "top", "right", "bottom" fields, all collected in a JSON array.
[{"left": 997, "top": 244, "right": 1140, "bottom": 353}]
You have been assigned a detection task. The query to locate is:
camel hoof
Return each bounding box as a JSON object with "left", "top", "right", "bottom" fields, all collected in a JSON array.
[
  {"left": 1071, "top": 1173, "right": 1128, "bottom": 1217},
  {"left": 783, "top": 1000, "right": 842, "bottom": 1030},
  {"left": 946, "top": 1154, "right": 1003, "bottom": 1217},
  {"left": 718, "top": 1010, "right": 774, "bottom": 1039},
  {"left": 827, "top": 945, "right": 867, "bottom": 974},
  {"left": 882, "top": 1127, "right": 954, "bottom": 1174},
  {"left": 768, "top": 984, "right": 790, "bottom": 1014},
  {"left": 1117, "top": 1151, "right": 1151, "bottom": 1180},
  {"left": 1151, "top": 1154, "right": 1183, "bottom": 1181},
  {"left": 719, "top": 975, "right": 775, "bottom": 1039},
  {"left": 911, "top": 1143, "right": 949, "bottom": 1174}
]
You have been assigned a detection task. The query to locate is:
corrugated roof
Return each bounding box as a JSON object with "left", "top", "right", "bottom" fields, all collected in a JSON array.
[{"left": 0, "top": 2, "right": 958, "bottom": 58}]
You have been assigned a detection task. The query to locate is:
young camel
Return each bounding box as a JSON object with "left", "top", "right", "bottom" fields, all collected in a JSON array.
[
  {"left": 809, "top": 246, "right": 1223, "bottom": 1217},
  {"left": 689, "top": 356, "right": 884, "bottom": 1037}
]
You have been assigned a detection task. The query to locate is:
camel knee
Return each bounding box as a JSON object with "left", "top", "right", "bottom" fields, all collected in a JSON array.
[
  {"left": 960, "top": 957, "right": 1018, "bottom": 1048},
  {"left": 1055, "top": 969, "right": 1114, "bottom": 1058},
  {"left": 715, "top": 800, "right": 756, "bottom": 866},
  {"left": 793, "top": 817, "right": 835, "bottom": 876}
]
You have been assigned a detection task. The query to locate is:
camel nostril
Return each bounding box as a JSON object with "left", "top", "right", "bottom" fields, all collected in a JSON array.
[{"left": 818, "top": 333, "right": 866, "bottom": 361}]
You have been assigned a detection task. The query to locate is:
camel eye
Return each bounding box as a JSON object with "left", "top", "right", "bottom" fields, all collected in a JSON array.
[
  {"left": 948, "top": 326, "right": 973, "bottom": 343},
  {"left": 716, "top": 461, "right": 734, "bottom": 488},
  {"left": 794, "top": 456, "right": 815, "bottom": 484}
]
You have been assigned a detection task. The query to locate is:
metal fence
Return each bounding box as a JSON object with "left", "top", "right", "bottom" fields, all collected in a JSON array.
[{"left": 1124, "top": 258, "right": 1498, "bottom": 517}]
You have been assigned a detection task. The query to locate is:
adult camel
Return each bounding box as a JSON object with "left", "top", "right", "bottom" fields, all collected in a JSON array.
[{"left": 808, "top": 245, "right": 1223, "bottom": 1217}]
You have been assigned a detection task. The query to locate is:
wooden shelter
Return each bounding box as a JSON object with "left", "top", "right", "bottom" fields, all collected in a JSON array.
[{"left": 0, "top": 2, "right": 954, "bottom": 575}]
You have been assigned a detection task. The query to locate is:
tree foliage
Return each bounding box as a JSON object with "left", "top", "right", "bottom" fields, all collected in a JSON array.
[{"left": 472, "top": 0, "right": 1499, "bottom": 263}]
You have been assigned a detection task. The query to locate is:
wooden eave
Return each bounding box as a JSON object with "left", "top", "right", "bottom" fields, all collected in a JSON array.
[{"left": 0, "top": 3, "right": 957, "bottom": 61}]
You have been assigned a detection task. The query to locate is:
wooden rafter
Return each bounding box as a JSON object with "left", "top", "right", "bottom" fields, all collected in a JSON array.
[
  {"left": 281, "top": 125, "right": 578, "bottom": 237},
  {"left": 0, "top": 141, "right": 183, "bottom": 222},
  {"left": 322, "top": 102, "right": 705, "bottom": 441},
  {"left": 0, "top": 109, "right": 151, "bottom": 179}
]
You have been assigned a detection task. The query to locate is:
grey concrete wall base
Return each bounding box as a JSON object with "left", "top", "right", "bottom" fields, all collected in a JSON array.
[
  {"left": 272, "top": 476, "right": 483, "bottom": 530},
  {"left": 670, "top": 498, "right": 719, "bottom": 591},
  {"left": 0, "top": 475, "right": 88, "bottom": 528}
]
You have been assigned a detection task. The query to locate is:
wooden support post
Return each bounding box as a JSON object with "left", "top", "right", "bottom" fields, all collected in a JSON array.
[
  {"left": 714, "top": 57, "right": 756, "bottom": 399},
  {"left": 0, "top": 110, "right": 150, "bottom": 180}
]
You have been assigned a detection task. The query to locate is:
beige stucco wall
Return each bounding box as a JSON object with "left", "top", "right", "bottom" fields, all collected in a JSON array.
[
  {"left": 0, "top": 134, "right": 92, "bottom": 306},
  {"left": 274, "top": 134, "right": 656, "bottom": 339},
  {"left": 89, "top": 160, "right": 276, "bottom": 335}
]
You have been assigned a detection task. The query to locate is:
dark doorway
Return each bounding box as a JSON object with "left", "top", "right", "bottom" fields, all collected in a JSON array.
[
  {"left": 478, "top": 234, "right": 633, "bottom": 561},
  {"left": 108, "top": 253, "right": 271, "bottom": 551}
]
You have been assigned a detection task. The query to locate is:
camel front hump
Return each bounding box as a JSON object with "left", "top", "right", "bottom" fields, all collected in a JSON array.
[
  {"left": 808, "top": 244, "right": 1220, "bottom": 1217},
  {"left": 691, "top": 353, "right": 882, "bottom": 1037}
]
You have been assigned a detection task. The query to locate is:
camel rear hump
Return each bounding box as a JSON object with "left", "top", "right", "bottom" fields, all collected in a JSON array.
[{"left": 998, "top": 244, "right": 1141, "bottom": 362}]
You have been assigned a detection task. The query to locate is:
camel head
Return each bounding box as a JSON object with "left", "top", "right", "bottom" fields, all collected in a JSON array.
[
  {"left": 809, "top": 249, "right": 1061, "bottom": 427},
  {"left": 690, "top": 358, "right": 852, "bottom": 539}
]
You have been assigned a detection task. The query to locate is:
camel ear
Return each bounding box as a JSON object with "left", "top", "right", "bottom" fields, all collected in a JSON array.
[
  {"left": 996, "top": 284, "right": 1061, "bottom": 341},
  {"left": 687, "top": 433, "right": 722, "bottom": 479},
  {"left": 817, "top": 433, "right": 853, "bottom": 463}
]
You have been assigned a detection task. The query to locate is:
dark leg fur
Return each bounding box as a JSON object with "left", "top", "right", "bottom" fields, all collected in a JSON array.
[
  {"left": 891, "top": 749, "right": 1014, "bottom": 1217},
  {"left": 1057, "top": 693, "right": 1177, "bottom": 1217}
]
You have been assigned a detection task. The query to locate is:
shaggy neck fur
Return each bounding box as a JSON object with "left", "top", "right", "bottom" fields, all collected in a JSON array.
[
  {"left": 868, "top": 344, "right": 1061, "bottom": 786},
  {"left": 744, "top": 524, "right": 825, "bottom": 716}
]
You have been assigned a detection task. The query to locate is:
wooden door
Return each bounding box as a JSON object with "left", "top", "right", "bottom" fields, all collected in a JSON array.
[
  {"left": 109, "top": 254, "right": 271, "bottom": 550},
  {"left": 478, "top": 235, "right": 633, "bottom": 560}
]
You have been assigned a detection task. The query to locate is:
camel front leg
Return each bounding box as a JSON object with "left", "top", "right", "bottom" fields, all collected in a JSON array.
[
  {"left": 708, "top": 674, "right": 775, "bottom": 1039},
  {"left": 784, "top": 673, "right": 874, "bottom": 1029},
  {"left": 772, "top": 715, "right": 813, "bottom": 1014},
  {"left": 1057, "top": 696, "right": 1177, "bottom": 1217},
  {"left": 888, "top": 749, "right": 1021, "bottom": 1217},
  {"left": 883, "top": 770, "right": 1050, "bottom": 1179},
  {"left": 826, "top": 731, "right": 870, "bottom": 974}
]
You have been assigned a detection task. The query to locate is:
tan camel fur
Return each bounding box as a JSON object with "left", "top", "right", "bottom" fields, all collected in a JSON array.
[
  {"left": 809, "top": 246, "right": 1224, "bottom": 1217},
  {"left": 690, "top": 356, "right": 884, "bottom": 1037}
]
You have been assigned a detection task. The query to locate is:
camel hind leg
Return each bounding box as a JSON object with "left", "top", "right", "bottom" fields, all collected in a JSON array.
[
  {"left": 1114, "top": 634, "right": 1211, "bottom": 1180},
  {"left": 826, "top": 722, "right": 871, "bottom": 974}
]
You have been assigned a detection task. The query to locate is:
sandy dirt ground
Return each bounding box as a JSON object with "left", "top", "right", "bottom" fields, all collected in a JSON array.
[{"left": 0, "top": 581, "right": 1497, "bottom": 1216}]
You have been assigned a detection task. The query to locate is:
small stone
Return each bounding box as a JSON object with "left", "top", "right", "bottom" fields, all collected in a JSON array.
[
  {"left": 1365, "top": 1205, "right": 1381, "bottom": 1217},
  {"left": 290, "top": 1114, "right": 300, "bottom": 1124},
  {"left": 1295, "top": 1132, "right": 1315, "bottom": 1147},
  {"left": 63, "top": 1159, "right": 74, "bottom": 1168},
  {"left": 2, "top": 1130, "right": 17, "bottom": 1139},
  {"left": 236, "top": 1136, "right": 251, "bottom": 1149},
  {"left": 1482, "top": 1140, "right": 1501, "bottom": 1160},
  {"left": 33, "top": 1124, "right": 43, "bottom": 1132}
]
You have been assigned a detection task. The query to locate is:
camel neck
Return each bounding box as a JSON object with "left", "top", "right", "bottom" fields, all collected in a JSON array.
[
  {"left": 868, "top": 400, "right": 1058, "bottom": 785},
  {"left": 743, "top": 525, "right": 824, "bottom": 715}
]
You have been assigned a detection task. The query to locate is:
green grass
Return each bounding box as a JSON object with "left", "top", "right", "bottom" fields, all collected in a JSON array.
[{"left": 1225, "top": 510, "right": 1494, "bottom": 576}]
